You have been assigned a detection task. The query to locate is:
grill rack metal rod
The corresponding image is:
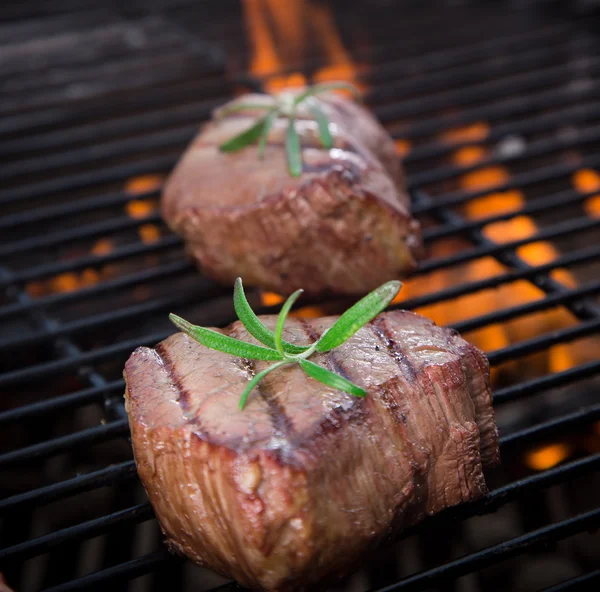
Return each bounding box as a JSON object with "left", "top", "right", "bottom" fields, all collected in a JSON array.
[
  {"left": 369, "top": 37, "right": 595, "bottom": 106},
  {"left": 0, "top": 460, "right": 137, "bottom": 515},
  {"left": 0, "top": 379, "right": 123, "bottom": 425},
  {"left": 0, "top": 212, "right": 164, "bottom": 258},
  {"left": 370, "top": 508, "right": 600, "bottom": 592},
  {"left": 0, "top": 124, "right": 196, "bottom": 182},
  {"left": 487, "top": 318, "right": 600, "bottom": 366},
  {"left": 407, "top": 122, "right": 600, "bottom": 190},
  {"left": 452, "top": 280, "right": 600, "bottom": 334},
  {"left": 413, "top": 152, "right": 600, "bottom": 215},
  {"left": 542, "top": 569, "right": 600, "bottom": 592},
  {"left": 0, "top": 287, "right": 215, "bottom": 351},
  {"left": 0, "top": 75, "right": 229, "bottom": 137},
  {"left": 0, "top": 235, "right": 183, "bottom": 288},
  {"left": 0, "top": 154, "right": 177, "bottom": 207},
  {"left": 403, "top": 99, "right": 600, "bottom": 164},
  {"left": 494, "top": 359, "right": 600, "bottom": 405},
  {"left": 422, "top": 187, "right": 598, "bottom": 243},
  {"left": 0, "top": 503, "right": 152, "bottom": 565},
  {"left": 499, "top": 404, "right": 600, "bottom": 449},
  {"left": 40, "top": 550, "right": 175, "bottom": 592},
  {"left": 0, "top": 420, "right": 129, "bottom": 468},
  {"left": 0, "top": 187, "right": 161, "bottom": 231},
  {"left": 0, "top": 259, "right": 194, "bottom": 321},
  {"left": 417, "top": 216, "right": 600, "bottom": 276},
  {"left": 0, "top": 99, "right": 219, "bottom": 159},
  {"left": 375, "top": 57, "right": 600, "bottom": 124},
  {"left": 396, "top": 78, "right": 600, "bottom": 142}
]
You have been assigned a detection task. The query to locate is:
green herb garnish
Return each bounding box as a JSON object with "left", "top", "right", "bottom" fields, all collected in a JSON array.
[
  {"left": 169, "top": 277, "right": 401, "bottom": 410},
  {"left": 217, "top": 82, "right": 362, "bottom": 177}
]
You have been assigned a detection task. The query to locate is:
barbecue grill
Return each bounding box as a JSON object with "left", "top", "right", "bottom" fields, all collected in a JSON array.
[{"left": 1, "top": 0, "right": 599, "bottom": 591}]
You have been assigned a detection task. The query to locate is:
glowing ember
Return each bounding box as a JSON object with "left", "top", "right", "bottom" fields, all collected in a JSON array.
[
  {"left": 139, "top": 224, "right": 161, "bottom": 244},
  {"left": 126, "top": 199, "right": 156, "bottom": 219},
  {"left": 124, "top": 174, "right": 164, "bottom": 195},
  {"left": 525, "top": 443, "right": 571, "bottom": 471},
  {"left": 439, "top": 122, "right": 490, "bottom": 144},
  {"left": 395, "top": 139, "right": 412, "bottom": 158},
  {"left": 572, "top": 168, "right": 600, "bottom": 218},
  {"left": 261, "top": 291, "right": 285, "bottom": 307},
  {"left": 92, "top": 239, "right": 113, "bottom": 256}
]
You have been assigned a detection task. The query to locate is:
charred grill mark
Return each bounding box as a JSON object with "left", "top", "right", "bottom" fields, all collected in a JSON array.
[
  {"left": 237, "top": 356, "right": 295, "bottom": 441},
  {"left": 298, "top": 319, "right": 353, "bottom": 384},
  {"left": 371, "top": 317, "right": 418, "bottom": 383},
  {"left": 154, "top": 343, "right": 193, "bottom": 416}
]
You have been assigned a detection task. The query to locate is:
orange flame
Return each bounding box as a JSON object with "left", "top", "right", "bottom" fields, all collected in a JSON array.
[
  {"left": 243, "top": 0, "right": 364, "bottom": 94},
  {"left": 525, "top": 443, "right": 571, "bottom": 471},
  {"left": 573, "top": 168, "right": 600, "bottom": 218}
]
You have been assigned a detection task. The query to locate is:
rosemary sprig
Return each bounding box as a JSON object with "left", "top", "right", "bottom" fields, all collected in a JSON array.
[
  {"left": 169, "top": 278, "right": 401, "bottom": 410},
  {"left": 217, "top": 82, "right": 361, "bottom": 177}
]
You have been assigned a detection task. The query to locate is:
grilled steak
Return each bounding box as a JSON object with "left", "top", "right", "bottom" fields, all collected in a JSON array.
[
  {"left": 124, "top": 310, "right": 498, "bottom": 591},
  {"left": 161, "top": 92, "right": 422, "bottom": 296}
]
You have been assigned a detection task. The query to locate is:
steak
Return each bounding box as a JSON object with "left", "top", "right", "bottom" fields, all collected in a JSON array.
[
  {"left": 161, "top": 92, "right": 422, "bottom": 296},
  {"left": 124, "top": 310, "right": 499, "bottom": 591}
]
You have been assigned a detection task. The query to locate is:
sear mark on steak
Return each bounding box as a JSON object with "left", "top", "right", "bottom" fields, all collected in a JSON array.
[
  {"left": 124, "top": 310, "right": 499, "bottom": 591},
  {"left": 161, "top": 91, "right": 423, "bottom": 296}
]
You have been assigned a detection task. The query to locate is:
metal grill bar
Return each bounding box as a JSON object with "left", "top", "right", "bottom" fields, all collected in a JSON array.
[
  {"left": 40, "top": 550, "right": 175, "bottom": 592},
  {"left": 542, "top": 569, "right": 600, "bottom": 592},
  {"left": 0, "top": 235, "right": 182, "bottom": 288},
  {"left": 0, "top": 260, "right": 194, "bottom": 321},
  {"left": 0, "top": 420, "right": 129, "bottom": 467},
  {"left": 396, "top": 80, "right": 600, "bottom": 142},
  {"left": 452, "top": 280, "right": 600, "bottom": 334},
  {"left": 404, "top": 99, "right": 600, "bottom": 163},
  {"left": 494, "top": 359, "right": 600, "bottom": 404},
  {"left": 408, "top": 123, "right": 600, "bottom": 189},
  {"left": 371, "top": 508, "right": 600, "bottom": 592},
  {"left": 499, "top": 404, "right": 600, "bottom": 448},
  {"left": 0, "top": 503, "right": 152, "bottom": 565},
  {"left": 422, "top": 187, "right": 597, "bottom": 242},
  {"left": 0, "top": 461, "right": 136, "bottom": 515},
  {"left": 0, "top": 380, "right": 123, "bottom": 425},
  {"left": 413, "top": 155, "right": 600, "bottom": 215}
]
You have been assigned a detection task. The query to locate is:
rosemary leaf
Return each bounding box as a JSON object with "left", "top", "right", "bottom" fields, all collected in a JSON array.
[
  {"left": 274, "top": 289, "right": 304, "bottom": 357},
  {"left": 239, "top": 361, "right": 287, "bottom": 410},
  {"left": 233, "top": 278, "right": 308, "bottom": 354},
  {"left": 298, "top": 359, "right": 366, "bottom": 397},
  {"left": 308, "top": 102, "right": 333, "bottom": 149},
  {"left": 169, "top": 314, "right": 283, "bottom": 361},
  {"left": 219, "top": 113, "right": 273, "bottom": 153},
  {"left": 285, "top": 115, "right": 303, "bottom": 177},
  {"left": 316, "top": 280, "right": 402, "bottom": 353},
  {"left": 257, "top": 109, "right": 278, "bottom": 160}
]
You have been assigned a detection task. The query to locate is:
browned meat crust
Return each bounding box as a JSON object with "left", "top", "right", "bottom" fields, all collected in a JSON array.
[
  {"left": 161, "top": 92, "right": 422, "bottom": 296},
  {"left": 124, "top": 310, "right": 498, "bottom": 591}
]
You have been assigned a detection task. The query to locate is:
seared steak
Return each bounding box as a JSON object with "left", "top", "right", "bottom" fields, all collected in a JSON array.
[
  {"left": 124, "top": 310, "right": 498, "bottom": 591},
  {"left": 161, "top": 92, "right": 422, "bottom": 296}
]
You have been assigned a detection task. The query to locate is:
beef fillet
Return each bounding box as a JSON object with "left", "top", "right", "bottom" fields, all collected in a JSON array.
[
  {"left": 124, "top": 310, "right": 499, "bottom": 591},
  {"left": 161, "top": 92, "right": 422, "bottom": 296}
]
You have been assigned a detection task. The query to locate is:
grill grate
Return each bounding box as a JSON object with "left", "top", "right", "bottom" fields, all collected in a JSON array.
[{"left": 1, "top": 1, "right": 600, "bottom": 591}]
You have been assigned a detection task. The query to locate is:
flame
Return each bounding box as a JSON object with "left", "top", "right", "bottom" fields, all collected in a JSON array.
[
  {"left": 525, "top": 443, "right": 571, "bottom": 471},
  {"left": 439, "top": 122, "right": 490, "bottom": 144},
  {"left": 124, "top": 175, "right": 163, "bottom": 195},
  {"left": 399, "top": 130, "right": 590, "bottom": 382},
  {"left": 573, "top": 168, "right": 600, "bottom": 218},
  {"left": 395, "top": 139, "right": 412, "bottom": 158},
  {"left": 261, "top": 291, "right": 285, "bottom": 307},
  {"left": 243, "top": 0, "right": 363, "bottom": 94}
]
